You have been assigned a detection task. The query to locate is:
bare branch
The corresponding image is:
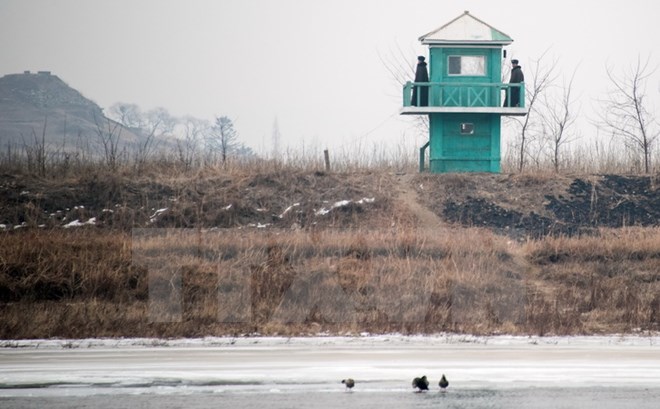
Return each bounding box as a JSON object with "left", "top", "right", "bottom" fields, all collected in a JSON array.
[
  {"left": 378, "top": 41, "right": 429, "bottom": 134},
  {"left": 94, "top": 113, "right": 123, "bottom": 171},
  {"left": 509, "top": 48, "right": 559, "bottom": 172},
  {"left": 598, "top": 54, "right": 659, "bottom": 173},
  {"left": 539, "top": 64, "right": 581, "bottom": 172}
]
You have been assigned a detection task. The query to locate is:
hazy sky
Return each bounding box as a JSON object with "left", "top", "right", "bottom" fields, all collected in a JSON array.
[{"left": 1, "top": 0, "right": 659, "bottom": 155}]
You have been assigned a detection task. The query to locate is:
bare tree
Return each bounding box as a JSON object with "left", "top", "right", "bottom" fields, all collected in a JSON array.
[
  {"left": 506, "top": 50, "right": 557, "bottom": 172},
  {"left": 145, "top": 107, "right": 176, "bottom": 136},
  {"left": 94, "top": 114, "right": 123, "bottom": 171},
  {"left": 378, "top": 42, "right": 429, "bottom": 134},
  {"left": 135, "top": 107, "right": 176, "bottom": 170},
  {"left": 22, "top": 116, "right": 48, "bottom": 176},
  {"left": 379, "top": 41, "right": 417, "bottom": 91},
  {"left": 209, "top": 116, "right": 238, "bottom": 167},
  {"left": 176, "top": 116, "right": 208, "bottom": 171},
  {"left": 541, "top": 67, "right": 580, "bottom": 172},
  {"left": 108, "top": 102, "right": 144, "bottom": 129},
  {"left": 599, "top": 55, "right": 658, "bottom": 173}
]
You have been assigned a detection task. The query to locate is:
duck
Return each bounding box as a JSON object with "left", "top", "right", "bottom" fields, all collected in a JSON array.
[
  {"left": 412, "top": 375, "right": 429, "bottom": 391},
  {"left": 342, "top": 378, "right": 355, "bottom": 390},
  {"left": 439, "top": 374, "right": 449, "bottom": 390}
]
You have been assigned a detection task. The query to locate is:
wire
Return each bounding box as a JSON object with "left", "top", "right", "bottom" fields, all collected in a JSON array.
[{"left": 333, "top": 109, "right": 401, "bottom": 149}]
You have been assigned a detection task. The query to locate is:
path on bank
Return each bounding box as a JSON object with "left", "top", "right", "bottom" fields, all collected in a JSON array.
[{"left": 394, "top": 173, "right": 446, "bottom": 228}]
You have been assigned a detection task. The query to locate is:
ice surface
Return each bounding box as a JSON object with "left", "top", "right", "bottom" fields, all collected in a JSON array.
[{"left": 1, "top": 334, "right": 659, "bottom": 398}]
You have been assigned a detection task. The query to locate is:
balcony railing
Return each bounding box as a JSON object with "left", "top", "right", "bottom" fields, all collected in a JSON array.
[{"left": 402, "top": 82, "right": 526, "bottom": 114}]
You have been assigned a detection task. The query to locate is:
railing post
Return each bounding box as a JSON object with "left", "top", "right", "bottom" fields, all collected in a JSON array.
[
  {"left": 419, "top": 141, "right": 430, "bottom": 172},
  {"left": 403, "top": 82, "right": 411, "bottom": 107}
]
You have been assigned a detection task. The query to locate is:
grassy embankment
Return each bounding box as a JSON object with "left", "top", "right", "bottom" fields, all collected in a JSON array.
[
  {"left": 1, "top": 225, "right": 658, "bottom": 339},
  {"left": 1, "top": 160, "right": 659, "bottom": 338}
]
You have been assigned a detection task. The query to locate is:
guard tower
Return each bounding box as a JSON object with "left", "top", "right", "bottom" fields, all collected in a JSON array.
[{"left": 401, "top": 11, "right": 527, "bottom": 173}]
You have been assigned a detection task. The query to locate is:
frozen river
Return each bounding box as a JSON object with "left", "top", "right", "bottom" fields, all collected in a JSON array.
[{"left": 1, "top": 335, "right": 659, "bottom": 408}]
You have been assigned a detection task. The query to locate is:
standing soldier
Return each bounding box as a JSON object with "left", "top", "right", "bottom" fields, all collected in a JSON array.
[
  {"left": 411, "top": 56, "right": 429, "bottom": 106},
  {"left": 504, "top": 59, "right": 524, "bottom": 107}
]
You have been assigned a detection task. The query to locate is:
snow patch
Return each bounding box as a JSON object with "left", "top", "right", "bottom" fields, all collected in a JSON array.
[
  {"left": 279, "top": 203, "right": 300, "bottom": 219},
  {"left": 63, "top": 218, "right": 96, "bottom": 228},
  {"left": 2, "top": 333, "right": 658, "bottom": 350},
  {"left": 315, "top": 198, "right": 375, "bottom": 216},
  {"left": 63, "top": 220, "right": 84, "bottom": 228},
  {"left": 248, "top": 223, "right": 271, "bottom": 229},
  {"left": 149, "top": 208, "right": 168, "bottom": 223}
]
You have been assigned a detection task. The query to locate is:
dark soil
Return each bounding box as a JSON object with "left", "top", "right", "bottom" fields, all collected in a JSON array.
[
  {"left": 547, "top": 175, "right": 660, "bottom": 228},
  {"left": 1, "top": 171, "right": 659, "bottom": 237},
  {"left": 415, "top": 173, "right": 660, "bottom": 238}
]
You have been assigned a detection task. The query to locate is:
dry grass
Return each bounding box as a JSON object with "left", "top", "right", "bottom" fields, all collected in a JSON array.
[
  {"left": 1, "top": 226, "right": 658, "bottom": 339},
  {"left": 523, "top": 228, "right": 660, "bottom": 334},
  {"left": 2, "top": 155, "right": 659, "bottom": 338},
  {"left": 0, "top": 166, "right": 399, "bottom": 232}
]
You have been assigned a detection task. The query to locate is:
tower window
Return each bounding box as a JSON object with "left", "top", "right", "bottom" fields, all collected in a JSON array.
[
  {"left": 448, "top": 55, "right": 485, "bottom": 76},
  {"left": 460, "top": 123, "right": 475, "bottom": 135}
]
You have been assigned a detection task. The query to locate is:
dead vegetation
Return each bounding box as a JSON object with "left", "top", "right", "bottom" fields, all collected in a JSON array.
[
  {"left": 1, "top": 226, "right": 658, "bottom": 339},
  {"left": 0, "top": 168, "right": 395, "bottom": 231},
  {"left": 1, "top": 165, "right": 659, "bottom": 339}
]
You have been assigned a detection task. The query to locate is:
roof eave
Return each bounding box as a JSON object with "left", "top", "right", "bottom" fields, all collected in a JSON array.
[{"left": 420, "top": 39, "right": 513, "bottom": 46}]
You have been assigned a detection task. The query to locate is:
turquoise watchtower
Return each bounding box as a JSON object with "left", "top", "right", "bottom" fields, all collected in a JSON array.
[{"left": 401, "top": 11, "right": 527, "bottom": 173}]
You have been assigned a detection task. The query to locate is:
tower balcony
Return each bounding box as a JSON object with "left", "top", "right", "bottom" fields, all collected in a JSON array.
[{"left": 401, "top": 82, "right": 528, "bottom": 116}]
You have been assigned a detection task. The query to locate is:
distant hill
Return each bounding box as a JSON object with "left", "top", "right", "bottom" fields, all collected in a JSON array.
[{"left": 0, "top": 71, "right": 141, "bottom": 153}]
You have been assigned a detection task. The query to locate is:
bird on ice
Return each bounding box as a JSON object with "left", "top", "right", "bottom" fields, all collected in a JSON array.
[
  {"left": 342, "top": 378, "right": 355, "bottom": 390},
  {"left": 439, "top": 374, "right": 449, "bottom": 390},
  {"left": 412, "top": 375, "right": 429, "bottom": 391}
]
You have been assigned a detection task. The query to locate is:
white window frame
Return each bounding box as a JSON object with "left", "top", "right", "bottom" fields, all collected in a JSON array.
[{"left": 447, "top": 55, "right": 486, "bottom": 76}]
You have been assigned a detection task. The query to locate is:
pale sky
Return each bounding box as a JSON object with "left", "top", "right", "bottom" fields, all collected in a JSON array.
[{"left": 1, "top": 0, "right": 659, "bottom": 156}]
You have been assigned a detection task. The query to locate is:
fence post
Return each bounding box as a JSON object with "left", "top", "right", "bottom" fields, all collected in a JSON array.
[{"left": 323, "top": 149, "right": 330, "bottom": 172}]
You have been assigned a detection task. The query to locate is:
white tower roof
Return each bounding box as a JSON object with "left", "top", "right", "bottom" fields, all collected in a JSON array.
[{"left": 419, "top": 11, "right": 513, "bottom": 45}]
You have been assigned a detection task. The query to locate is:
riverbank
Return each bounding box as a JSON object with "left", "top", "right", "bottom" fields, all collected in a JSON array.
[{"left": 1, "top": 170, "right": 659, "bottom": 338}]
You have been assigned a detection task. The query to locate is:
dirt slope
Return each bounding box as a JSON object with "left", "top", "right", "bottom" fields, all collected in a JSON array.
[{"left": 1, "top": 171, "right": 659, "bottom": 237}]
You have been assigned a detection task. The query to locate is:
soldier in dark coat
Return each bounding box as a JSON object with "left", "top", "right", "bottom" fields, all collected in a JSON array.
[
  {"left": 504, "top": 59, "right": 524, "bottom": 107},
  {"left": 411, "top": 56, "right": 429, "bottom": 106}
]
